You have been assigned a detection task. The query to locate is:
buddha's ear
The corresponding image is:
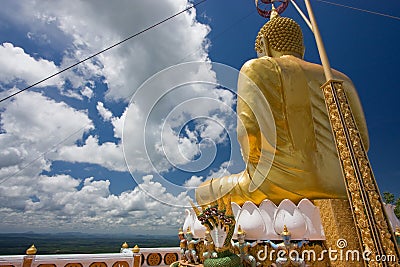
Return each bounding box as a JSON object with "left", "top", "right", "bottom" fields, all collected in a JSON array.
[{"left": 257, "top": 36, "right": 271, "bottom": 58}]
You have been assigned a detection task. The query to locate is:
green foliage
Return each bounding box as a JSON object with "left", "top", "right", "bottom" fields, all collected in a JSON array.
[
  {"left": 382, "top": 191, "right": 400, "bottom": 219},
  {"left": 395, "top": 197, "right": 400, "bottom": 219},
  {"left": 383, "top": 191, "right": 395, "bottom": 204}
]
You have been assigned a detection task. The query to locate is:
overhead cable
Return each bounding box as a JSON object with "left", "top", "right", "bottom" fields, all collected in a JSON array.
[
  {"left": 316, "top": 0, "right": 400, "bottom": 21},
  {"left": 0, "top": 0, "right": 207, "bottom": 104}
]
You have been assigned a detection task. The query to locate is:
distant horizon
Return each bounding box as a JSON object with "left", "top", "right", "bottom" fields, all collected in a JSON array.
[
  {"left": 0, "top": 233, "right": 179, "bottom": 255},
  {"left": 0, "top": 231, "right": 176, "bottom": 237}
]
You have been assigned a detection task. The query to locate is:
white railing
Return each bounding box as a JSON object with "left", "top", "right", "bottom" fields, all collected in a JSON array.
[{"left": 0, "top": 247, "right": 181, "bottom": 267}]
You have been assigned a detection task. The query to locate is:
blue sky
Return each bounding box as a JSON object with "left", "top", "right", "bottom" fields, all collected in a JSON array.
[{"left": 0, "top": 0, "right": 399, "bottom": 235}]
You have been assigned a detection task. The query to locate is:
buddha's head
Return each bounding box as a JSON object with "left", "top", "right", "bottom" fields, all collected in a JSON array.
[{"left": 255, "top": 11, "right": 305, "bottom": 59}]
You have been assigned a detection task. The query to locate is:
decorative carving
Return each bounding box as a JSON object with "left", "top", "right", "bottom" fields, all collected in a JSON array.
[
  {"left": 146, "top": 253, "right": 162, "bottom": 266},
  {"left": 191, "top": 195, "right": 243, "bottom": 267},
  {"left": 111, "top": 261, "right": 128, "bottom": 267},
  {"left": 133, "top": 254, "right": 142, "bottom": 267},
  {"left": 191, "top": 195, "right": 236, "bottom": 252},
  {"left": 321, "top": 80, "right": 400, "bottom": 265},
  {"left": 64, "top": 264, "right": 83, "bottom": 267},
  {"left": 164, "top": 253, "right": 179, "bottom": 265},
  {"left": 315, "top": 199, "right": 362, "bottom": 267},
  {"left": 185, "top": 199, "right": 325, "bottom": 240}
]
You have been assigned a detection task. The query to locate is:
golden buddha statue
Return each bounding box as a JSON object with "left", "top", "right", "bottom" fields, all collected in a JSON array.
[{"left": 196, "top": 11, "right": 369, "bottom": 206}]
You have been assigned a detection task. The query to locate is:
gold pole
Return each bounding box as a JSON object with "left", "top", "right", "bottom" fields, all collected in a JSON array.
[
  {"left": 321, "top": 80, "right": 400, "bottom": 266},
  {"left": 299, "top": 0, "right": 399, "bottom": 265},
  {"left": 290, "top": 0, "right": 313, "bottom": 31},
  {"left": 303, "top": 0, "right": 333, "bottom": 81}
]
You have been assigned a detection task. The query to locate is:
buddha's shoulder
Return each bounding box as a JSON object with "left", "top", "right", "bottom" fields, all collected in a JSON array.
[
  {"left": 285, "top": 56, "right": 353, "bottom": 82},
  {"left": 241, "top": 56, "right": 281, "bottom": 74}
]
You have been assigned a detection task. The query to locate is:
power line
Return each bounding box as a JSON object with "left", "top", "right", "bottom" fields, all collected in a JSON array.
[
  {"left": 316, "top": 0, "right": 400, "bottom": 21},
  {"left": 0, "top": 0, "right": 207, "bottom": 104},
  {"left": 0, "top": 1, "right": 259, "bottom": 185}
]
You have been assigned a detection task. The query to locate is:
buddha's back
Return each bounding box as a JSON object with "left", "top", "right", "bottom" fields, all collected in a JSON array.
[
  {"left": 195, "top": 13, "right": 369, "bottom": 206},
  {"left": 234, "top": 55, "right": 369, "bottom": 204}
]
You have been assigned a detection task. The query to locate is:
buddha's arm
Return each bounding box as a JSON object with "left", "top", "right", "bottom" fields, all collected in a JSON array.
[{"left": 237, "top": 58, "right": 282, "bottom": 164}]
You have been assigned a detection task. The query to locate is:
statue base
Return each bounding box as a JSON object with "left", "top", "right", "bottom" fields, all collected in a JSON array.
[
  {"left": 314, "top": 199, "right": 363, "bottom": 267},
  {"left": 181, "top": 198, "right": 397, "bottom": 266}
]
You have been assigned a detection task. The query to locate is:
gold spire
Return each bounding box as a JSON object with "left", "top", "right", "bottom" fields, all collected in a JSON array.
[
  {"left": 26, "top": 244, "right": 37, "bottom": 255},
  {"left": 121, "top": 242, "right": 129, "bottom": 248},
  {"left": 270, "top": 4, "right": 279, "bottom": 20},
  {"left": 281, "top": 225, "right": 291, "bottom": 236},
  {"left": 132, "top": 245, "right": 140, "bottom": 253},
  {"left": 186, "top": 227, "right": 192, "bottom": 234}
]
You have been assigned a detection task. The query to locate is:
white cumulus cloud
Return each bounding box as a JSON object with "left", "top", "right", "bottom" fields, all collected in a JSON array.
[
  {"left": 0, "top": 173, "right": 192, "bottom": 234},
  {"left": 96, "top": 101, "right": 113, "bottom": 122},
  {"left": 0, "top": 0, "right": 244, "bottom": 234},
  {"left": 0, "top": 42, "right": 62, "bottom": 88},
  {"left": 54, "top": 135, "right": 127, "bottom": 172}
]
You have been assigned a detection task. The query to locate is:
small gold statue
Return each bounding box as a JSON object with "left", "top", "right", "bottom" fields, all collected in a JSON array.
[
  {"left": 185, "top": 227, "right": 200, "bottom": 264},
  {"left": 266, "top": 225, "right": 308, "bottom": 267},
  {"left": 232, "top": 226, "right": 260, "bottom": 267},
  {"left": 178, "top": 228, "right": 188, "bottom": 261}
]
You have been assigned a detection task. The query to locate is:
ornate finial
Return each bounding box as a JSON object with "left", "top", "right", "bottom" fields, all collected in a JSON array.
[
  {"left": 187, "top": 227, "right": 192, "bottom": 234},
  {"left": 132, "top": 245, "right": 140, "bottom": 253},
  {"left": 121, "top": 242, "right": 129, "bottom": 249},
  {"left": 237, "top": 225, "right": 244, "bottom": 235},
  {"left": 270, "top": 4, "right": 279, "bottom": 20},
  {"left": 178, "top": 227, "right": 184, "bottom": 235},
  {"left": 26, "top": 244, "right": 37, "bottom": 255},
  {"left": 281, "top": 225, "right": 291, "bottom": 236}
]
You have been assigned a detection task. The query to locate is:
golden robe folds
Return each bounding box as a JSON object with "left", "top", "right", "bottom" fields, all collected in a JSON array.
[{"left": 196, "top": 55, "right": 369, "bottom": 205}]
